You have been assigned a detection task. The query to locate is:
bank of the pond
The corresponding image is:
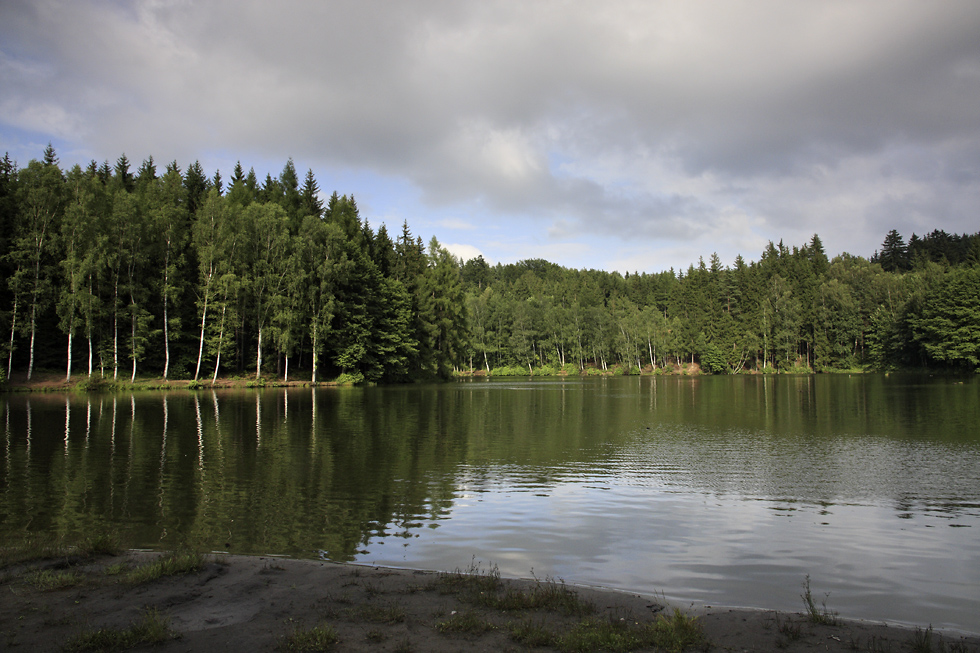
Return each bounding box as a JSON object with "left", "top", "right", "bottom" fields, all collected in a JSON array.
[
  {"left": 0, "top": 371, "right": 345, "bottom": 393},
  {"left": 2, "top": 550, "right": 978, "bottom": 652}
]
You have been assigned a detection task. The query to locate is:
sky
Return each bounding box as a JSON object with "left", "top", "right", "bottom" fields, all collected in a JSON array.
[{"left": 2, "top": 1, "right": 978, "bottom": 274}]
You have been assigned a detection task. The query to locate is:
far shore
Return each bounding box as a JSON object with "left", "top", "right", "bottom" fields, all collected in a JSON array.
[
  {"left": 3, "top": 549, "right": 978, "bottom": 652},
  {"left": 0, "top": 362, "right": 892, "bottom": 394}
]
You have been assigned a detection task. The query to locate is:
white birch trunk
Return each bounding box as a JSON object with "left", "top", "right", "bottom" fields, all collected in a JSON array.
[{"left": 65, "top": 332, "right": 73, "bottom": 382}]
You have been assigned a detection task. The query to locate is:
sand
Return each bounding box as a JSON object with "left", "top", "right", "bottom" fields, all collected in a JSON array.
[{"left": 2, "top": 551, "right": 978, "bottom": 652}]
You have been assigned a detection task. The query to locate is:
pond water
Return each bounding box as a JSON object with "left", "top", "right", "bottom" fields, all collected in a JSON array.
[{"left": 2, "top": 375, "right": 979, "bottom": 633}]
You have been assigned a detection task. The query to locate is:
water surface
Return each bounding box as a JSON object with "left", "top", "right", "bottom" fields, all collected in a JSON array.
[{"left": 2, "top": 375, "right": 978, "bottom": 632}]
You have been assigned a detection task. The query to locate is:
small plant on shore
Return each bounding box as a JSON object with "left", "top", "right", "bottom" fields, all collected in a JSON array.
[
  {"left": 435, "top": 610, "right": 496, "bottom": 634},
  {"left": 437, "top": 557, "right": 501, "bottom": 594},
  {"left": 345, "top": 601, "right": 406, "bottom": 624},
  {"left": 64, "top": 607, "right": 173, "bottom": 651},
  {"left": 802, "top": 575, "right": 840, "bottom": 625},
  {"left": 25, "top": 569, "right": 83, "bottom": 590},
  {"left": 483, "top": 575, "right": 595, "bottom": 616},
  {"left": 279, "top": 623, "right": 338, "bottom": 652},
  {"left": 510, "top": 617, "right": 555, "bottom": 646},
  {"left": 122, "top": 550, "right": 203, "bottom": 585},
  {"left": 648, "top": 609, "right": 708, "bottom": 653}
]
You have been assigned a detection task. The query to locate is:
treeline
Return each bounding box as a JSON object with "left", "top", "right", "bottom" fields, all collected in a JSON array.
[
  {"left": 2, "top": 147, "right": 978, "bottom": 384},
  {"left": 0, "top": 147, "right": 467, "bottom": 384},
  {"left": 459, "top": 229, "right": 980, "bottom": 374}
]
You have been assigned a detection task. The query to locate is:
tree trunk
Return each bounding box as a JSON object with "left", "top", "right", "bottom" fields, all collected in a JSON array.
[
  {"left": 113, "top": 279, "right": 119, "bottom": 380},
  {"left": 194, "top": 293, "right": 209, "bottom": 381},
  {"left": 131, "top": 311, "right": 138, "bottom": 383},
  {"left": 212, "top": 304, "right": 227, "bottom": 384},
  {"left": 311, "top": 330, "right": 318, "bottom": 384},
  {"left": 66, "top": 332, "right": 73, "bottom": 382},
  {"left": 27, "top": 304, "right": 37, "bottom": 381},
  {"left": 162, "top": 260, "right": 170, "bottom": 379},
  {"left": 255, "top": 327, "right": 263, "bottom": 379},
  {"left": 6, "top": 295, "right": 17, "bottom": 379}
]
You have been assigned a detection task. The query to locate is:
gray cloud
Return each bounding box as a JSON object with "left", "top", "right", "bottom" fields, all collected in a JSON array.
[{"left": 2, "top": 0, "right": 978, "bottom": 269}]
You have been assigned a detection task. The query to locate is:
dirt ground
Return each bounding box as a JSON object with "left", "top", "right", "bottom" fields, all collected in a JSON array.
[{"left": 2, "top": 551, "right": 978, "bottom": 652}]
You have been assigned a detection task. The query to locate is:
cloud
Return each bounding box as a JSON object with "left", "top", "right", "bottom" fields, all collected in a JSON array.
[
  {"left": 1, "top": 0, "right": 978, "bottom": 271},
  {"left": 442, "top": 243, "right": 486, "bottom": 264}
]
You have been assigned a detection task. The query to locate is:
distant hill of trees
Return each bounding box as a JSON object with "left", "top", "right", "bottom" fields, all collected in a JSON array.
[{"left": 2, "top": 147, "right": 978, "bottom": 384}]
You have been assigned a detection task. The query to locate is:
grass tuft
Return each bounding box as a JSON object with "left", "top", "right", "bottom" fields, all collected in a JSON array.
[
  {"left": 648, "top": 609, "right": 708, "bottom": 653},
  {"left": 25, "top": 569, "right": 83, "bottom": 590},
  {"left": 345, "top": 602, "right": 406, "bottom": 624},
  {"left": 435, "top": 611, "right": 496, "bottom": 634},
  {"left": 279, "top": 623, "right": 338, "bottom": 652},
  {"left": 509, "top": 617, "right": 555, "bottom": 647},
  {"left": 437, "top": 557, "right": 501, "bottom": 594},
  {"left": 482, "top": 575, "right": 595, "bottom": 616},
  {"left": 122, "top": 551, "right": 204, "bottom": 585},
  {"left": 64, "top": 607, "right": 173, "bottom": 651}
]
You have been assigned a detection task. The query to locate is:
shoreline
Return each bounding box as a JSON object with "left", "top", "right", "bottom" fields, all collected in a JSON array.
[
  {"left": 2, "top": 550, "right": 978, "bottom": 652},
  {"left": 4, "top": 366, "right": 967, "bottom": 395}
]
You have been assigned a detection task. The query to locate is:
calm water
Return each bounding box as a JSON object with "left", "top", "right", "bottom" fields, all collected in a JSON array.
[{"left": 2, "top": 375, "right": 979, "bottom": 632}]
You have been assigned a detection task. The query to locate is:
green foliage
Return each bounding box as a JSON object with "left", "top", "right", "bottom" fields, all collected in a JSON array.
[
  {"left": 2, "top": 149, "right": 976, "bottom": 383},
  {"left": 909, "top": 267, "right": 980, "bottom": 369},
  {"left": 333, "top": 372, "right": 365, "bottom": 386}
]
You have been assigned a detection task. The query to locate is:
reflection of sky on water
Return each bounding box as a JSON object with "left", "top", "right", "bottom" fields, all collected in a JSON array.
[{"left": 356, "top": 451, "right": 980, "bottom": 634}]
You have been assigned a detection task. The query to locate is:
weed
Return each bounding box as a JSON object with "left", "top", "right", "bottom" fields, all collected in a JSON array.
[
  {"left": 435, "top": 611, "right": 495, "bottom": 634},
  {"left": 909, "top": 625, "right": 978, "bottom": 653},
  {"left": 483, "top": 575, "right": 595, "bottom": 616},
  {"left": 557, "top": 617, "right": 643, "bottom": 653},
  {"left": 911, "top": 626, "right": 935, "bottom": 653},
  {"left": 80, "top": 533, "right": 121, "bottom": 557},
  {"left": 648, "top": 609, "right": 708, "bottom": 653},
  {"left": 802, "top": 575, "right": 840, "bottom": 625},
  {"left": 64, "top": 607, "right": 173, "bottom": 651},
  {"left": 437, "top": 557, "right": 501, "bottom": 594},
  {"left": 346, "top": 602, "right": 405, "bottom": 624},
  {"left": 365, "top": 629, "right": 385, "bottom": 642},
  {"left": 860, "top": 635, "right": 893, "bottom": 652},
  {"left": 102, "top": 562, "right": 129, "bottom": 577},
  {"left": 509, "top": 618, "right": 555, "bottom": 647},
  {"left": 774, "top": 613, "right": 803, "bottom": 640},
  {"left": 392, "top": 638, "right": 413, "bottom": 653},
  {"left": 122, "top": 551, "right": 204, "bottom": 585},
  {"left": 279, "top": 623, "right": 338, "bottom": 652},
  {"left": 25, "top": 569, "right": 82, "bottom": 590}
]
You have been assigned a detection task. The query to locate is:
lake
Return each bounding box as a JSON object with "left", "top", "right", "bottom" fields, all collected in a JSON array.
[{"left": 2, "top": 375, "right": 978, "bottom": 633}]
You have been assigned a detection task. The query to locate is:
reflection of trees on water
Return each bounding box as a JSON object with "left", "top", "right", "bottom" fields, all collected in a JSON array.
[{"left": 0, "top": 377, "right": 978, "bottom": 556}]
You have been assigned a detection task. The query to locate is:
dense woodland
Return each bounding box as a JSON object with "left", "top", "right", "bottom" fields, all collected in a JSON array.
[{"left": 1, "top": 147, "right": 978, "bottom": 385}]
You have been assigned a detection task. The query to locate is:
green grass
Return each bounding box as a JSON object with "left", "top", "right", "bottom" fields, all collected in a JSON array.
[
  {"left": 279, "top": 623, "right": 338, "bottom": 652},
  {"left": 437, "top": 558, "right": 502, "bottom": 594},
  {"left": 345, "top": 602, "right": 406, "bottom": 624},
  {"left": 64, "top": 608, "right": 173, "bottom": 651},
  {"left": 25, "top": 569, "right": 83, "bottom": 590},
  {"left": 435, "top": 611, "right": 496, "bottom": 634},
  {"left": 481, "top": 576, "right": 595, "bottom": 616},
  {"left": 509, "top": 617, "right": 555, "bottom": 646},
  {"left": 509, "top": 609, "right": 707, "bottom": 653},
  {"left": 122, "top": 551, "right": 204, "bottom": 585}
]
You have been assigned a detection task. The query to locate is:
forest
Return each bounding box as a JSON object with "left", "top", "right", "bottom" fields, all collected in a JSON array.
[{"left": 1, "top": 147, "right": 978, "bottom": 386}]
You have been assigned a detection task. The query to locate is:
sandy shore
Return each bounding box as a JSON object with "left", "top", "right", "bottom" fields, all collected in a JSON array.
[{"left": 2, "top": 551, "right": 978, "bottom": 652}]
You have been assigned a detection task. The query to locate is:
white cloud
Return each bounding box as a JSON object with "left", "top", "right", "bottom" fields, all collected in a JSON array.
[{"left": 442, "top": 243, "right": 487, "bottom": 264}]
